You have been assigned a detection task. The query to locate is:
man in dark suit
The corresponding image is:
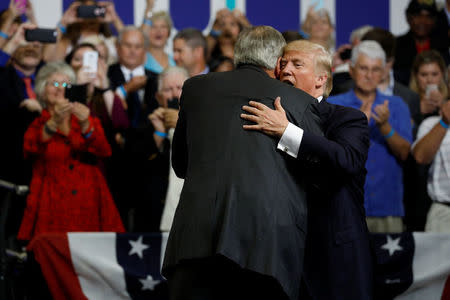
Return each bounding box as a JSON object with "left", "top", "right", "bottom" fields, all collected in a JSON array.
[
  {"left": 241, "top": 40, "right": 373, "bottom": 299},
  {"left": 162, "top": 26, "right": 322, "bottom": 300},
  {"left": 106, "top": 26, "right": 162, "bottom": 232},
  {"left": 0, "top": 23, "right": 44, "bottom": 239}
]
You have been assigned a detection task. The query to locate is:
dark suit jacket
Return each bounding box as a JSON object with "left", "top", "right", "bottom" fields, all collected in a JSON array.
[
  {"left": 106, "top": 64, "right": 166, "bottom": 232},
  {"left": 0, "top": 65, "right": 39, "bottom": 184},
  {"left": 299, "top": 100, "right": 373, "bottom": 300},
  {"left": 107, "top": 63, "right": 159, "bottom": 128},
  {"left": 162, "top": 64, "right": 323, "bottom": 300}
]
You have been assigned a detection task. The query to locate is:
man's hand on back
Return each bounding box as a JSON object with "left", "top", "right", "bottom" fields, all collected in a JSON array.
[{"left": 241, "top": 96, "right": 289, "bottom": 138}]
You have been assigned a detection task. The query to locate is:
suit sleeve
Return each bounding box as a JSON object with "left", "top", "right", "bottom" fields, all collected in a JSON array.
[
  {"left": 298, "top": 109, "right": 369, "bottom": 176},
  {"left": 298, "top": 102, "right": 323, "bottom": 136},
  {"left": 171, "top": 89, "right": 188, "bottom": 179}
]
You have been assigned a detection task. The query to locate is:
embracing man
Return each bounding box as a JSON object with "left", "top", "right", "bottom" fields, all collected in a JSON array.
[
  {"left": 241, "top": 40, "right": 374, "bottom": 299},
  {"left": 162, "top": 27, "right": 322, "bottom": 300}
]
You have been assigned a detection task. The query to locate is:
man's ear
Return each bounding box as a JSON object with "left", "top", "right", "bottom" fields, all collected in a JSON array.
[
  {"left": 274, "top": 57, "right": 282, "bottom": 79},
  {"left": 315, "top": 73, "right": 327, "bottom": 89},
  {"left": 193, "top": 46, "right": 203, "bottom": 60}
]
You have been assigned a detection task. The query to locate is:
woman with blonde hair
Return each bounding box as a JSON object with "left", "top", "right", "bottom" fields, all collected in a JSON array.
[
  {"left": 301, "top": 7, "right": 335, "bottom": 52},
  {"left": 410, "top": 50, "right": 449, "bottom": 119},
  {"left": 141, "top": 0, "right": 175, "bottom": 73}
]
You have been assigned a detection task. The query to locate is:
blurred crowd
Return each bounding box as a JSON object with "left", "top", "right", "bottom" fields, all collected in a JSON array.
[{"left": 0, "top": 0, "right": 449, "bottom": 249}]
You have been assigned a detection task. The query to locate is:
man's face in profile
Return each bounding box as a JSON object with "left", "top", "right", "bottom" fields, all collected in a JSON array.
[
  {"left": 350, "top": 54, "right": 383, "bottom": 94},
  {"left": 279, "top": 50, "right": 318, "bottom": 96},
  {"left": 173, "top": 38, "right": 196, "bottom": 70}
]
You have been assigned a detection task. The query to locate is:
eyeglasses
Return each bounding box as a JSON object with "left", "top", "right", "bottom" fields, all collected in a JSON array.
[
  {"left": 48, "top": 81, "right": 71, "bottom": 88},
  {"left": 355, "top": 65, "right": 383, "bottom": 75}
]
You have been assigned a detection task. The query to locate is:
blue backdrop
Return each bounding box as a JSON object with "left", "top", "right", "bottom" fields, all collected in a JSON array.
[{"left": 0, "top": 0, "right": 392, "bottom": 46}]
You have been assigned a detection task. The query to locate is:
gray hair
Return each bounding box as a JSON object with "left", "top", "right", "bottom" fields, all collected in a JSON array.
[
  {"left": 117, "top": 26, "right": 149, "bottom": 49},
  {"left": 234, "top": 26, "right": 286, "bottom": 70},
  {"left": 35, "top": 61, "right": 76, "bottom": 107},
  {"left": 351, "top": 40, "right": 386, "bottom": 67},
  {"left": 158, "top": 66, "right": 189, "bottom": 92},
  {"left": 349, "top": 25, "right": 373, "bottom": 45}
]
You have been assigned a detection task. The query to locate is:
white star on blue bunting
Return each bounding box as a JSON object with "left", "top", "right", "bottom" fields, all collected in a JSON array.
[
  {"left": 381, "top": 235, "right": 403, "bottom": 256},
  {"left": 128, "top": 236, "right": 149, "bottom": 259},
  {"left": 139, "top": 275, "right": 160, "bottom": 291}
]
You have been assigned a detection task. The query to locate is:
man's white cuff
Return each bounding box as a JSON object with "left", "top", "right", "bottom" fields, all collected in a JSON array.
[{"left": 277, "top": 122, "right": 303, "bottom": 158}]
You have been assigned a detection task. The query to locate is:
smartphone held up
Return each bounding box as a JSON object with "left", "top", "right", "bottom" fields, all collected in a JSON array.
[
  {"left": 77, "top": 5, "right": 106, "bottom": 19},
  {"left": 24, "top": 28, "right": 58, "bottom": 43}
]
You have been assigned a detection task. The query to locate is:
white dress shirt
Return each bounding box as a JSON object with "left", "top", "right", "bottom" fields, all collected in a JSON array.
[{"left": 277, "top": 96, "right": 323, "bottom": 158}]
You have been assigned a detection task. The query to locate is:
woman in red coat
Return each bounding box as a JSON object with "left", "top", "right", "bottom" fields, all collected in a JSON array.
[{"left": 18, "top": 62, "right": 124, "bottom": 241}]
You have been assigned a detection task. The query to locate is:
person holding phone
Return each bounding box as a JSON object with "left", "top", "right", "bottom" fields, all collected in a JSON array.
[
  {"left": 0, "top": 0, "right": 37, "bottom": 48},
  {"left": 43, "top": 0, "right": 124, "bottom": 63},
  {"left": 17, "top": 61, "right": 125, "bottom": 241},
  {"left": 409, "top": 50, "right": 448, "bottom": 120}
]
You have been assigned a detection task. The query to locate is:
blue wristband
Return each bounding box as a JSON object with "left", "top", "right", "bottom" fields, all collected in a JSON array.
[
  {"left": 439, "top": 119, "right": 449, "bottom": 129},
  {"left": 57, "top": 22, "right": 67, "bottom": 34},
  {"left": 0, "top": 31, "right": 9, "bottom": 39},
  {"left": 155, "top": 131, "right": 168, "bottom": 138},
  {"left": 83, "top": 129, "right": 94, "bottom": 139},
  {"left": 210, "top": 29, "right": 221, "bottom": 38},
  {"left": 143, "top": 18, "right": 152, "bottom": 26},
  {"left": 119, "top": 85, "right": 127, "bottom": 98},
  {"left": 383, "top": 128, "right": 395, "bottom": 139}
]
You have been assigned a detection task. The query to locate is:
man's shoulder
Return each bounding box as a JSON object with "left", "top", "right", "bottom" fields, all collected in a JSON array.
[
  {"left": 327, "top": 90, "right": 353, "bottom": 105},
  {"left": 326, "top": 102, "right": 367, "bottom": 125}
]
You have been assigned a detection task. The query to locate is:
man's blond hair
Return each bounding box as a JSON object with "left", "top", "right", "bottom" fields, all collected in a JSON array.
[{"left": 283, "top": 40, "right": 333, "bottom": 98}]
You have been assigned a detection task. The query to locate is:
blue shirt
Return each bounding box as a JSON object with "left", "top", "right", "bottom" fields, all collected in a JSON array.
[
  {"left": 0, "top": 50, "right": 11, "bottom": 67},
  {"left": 328, "top": 90, "right": 413, "bottom": 217},
  {"left": 144, "top": 52, "right": 175, "bottom": 74}
]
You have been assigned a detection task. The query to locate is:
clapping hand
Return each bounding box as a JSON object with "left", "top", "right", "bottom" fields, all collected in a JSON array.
[
  {"left": 372, "top": 100, "right": 390, "bottom": 126},
  {"left": 72, "top": 102, "right": 91, "bottom": 132}
]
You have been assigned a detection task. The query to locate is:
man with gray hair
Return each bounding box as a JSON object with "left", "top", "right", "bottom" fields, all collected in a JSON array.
[
  {"left": 162, "top": 26, "right": 322, "bottom": 300},
  {"left": 328, "top": 40, "right": 413, "bottom": 233},
  {"left": 106, "top": 26, "right": 159, "bottom": 231}
]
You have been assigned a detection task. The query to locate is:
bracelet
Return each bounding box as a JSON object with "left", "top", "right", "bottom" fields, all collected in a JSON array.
[
  {"left": 57, "top": 22, "right": 67, "bottom": 34},
  {"left": 44, "top": 123, "right": 57, "bottom": 135},
  {"left": 155, "top": 131, "right": 168, "bottom": 138},
  {"left": 143, "top": 18, "right": 152, "bottom": 26},
  {"left": 119, "top": 85, "right": 127, "bottom": 98},
  {"left": 383, "top": 128, "right": 395, "bottom": 139},
  {"left": 0, "top": 31, "right": 9, "bottom": 39},
  {"left": 439, "top": 119, "right": 449, "bottom": 129},
  {"left": 209, "top": 29, "right": 221, "bottom": 38},
  {"left": 83, "top": 128, "right": 94, "bottom": 139}
]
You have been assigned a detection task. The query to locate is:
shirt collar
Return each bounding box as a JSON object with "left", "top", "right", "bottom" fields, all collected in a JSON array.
[
  {"left": 14, "top": 68, "right": 36, "bottom": 81},
  {"left": 120, "top": 65, "right": 145, "bottom": 81},
  {"left": 378, "top": 70, "right": 395, "bottom": 96},
  {"left": 317, "top": 96, "right": 323, "bottom": 102},
  {"left": 199, "top": 66, "right": 209, "bottom": 75}
]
